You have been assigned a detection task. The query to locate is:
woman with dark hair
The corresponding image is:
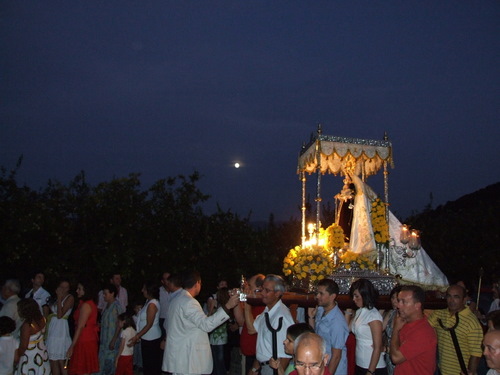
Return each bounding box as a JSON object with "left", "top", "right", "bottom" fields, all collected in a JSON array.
[
  {"left": 98, "top": 284, "right": 124, "bottom": 375},
  {"left": 46, "top": 278, "right": 75, "bottom": 375},
  {"left": 15, "top": 298, "right": 50, "bottom": 374},
  {"left": 128, "top": 281, "right": 162, "bottom": 375},
  {"left": 66, "top": 279, "right": 99, "bottom": 375},
  {"left": 382, "top": 285, "right": 401, "bottom": 375},
  {"left": 347, "top": 278, "right": 386, "bottom": 375}
]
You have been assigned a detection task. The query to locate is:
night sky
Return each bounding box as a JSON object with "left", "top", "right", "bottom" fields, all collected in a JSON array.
[{"left": 1, "top": 2, "right": 499, "bottom": 222}]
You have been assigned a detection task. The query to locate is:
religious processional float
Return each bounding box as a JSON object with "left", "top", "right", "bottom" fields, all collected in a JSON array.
[{"left": 282, "top": 126, "right": 449, "bottom": 296}]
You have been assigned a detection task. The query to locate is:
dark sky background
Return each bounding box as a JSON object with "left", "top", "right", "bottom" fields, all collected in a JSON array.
[{"left": 1, "top": 2, "right": 499, "bottom": 222}]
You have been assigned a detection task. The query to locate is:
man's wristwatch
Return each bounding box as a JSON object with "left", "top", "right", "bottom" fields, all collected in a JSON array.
[{"left": 251, "top": 368, "right": 259, "bottom": 373}]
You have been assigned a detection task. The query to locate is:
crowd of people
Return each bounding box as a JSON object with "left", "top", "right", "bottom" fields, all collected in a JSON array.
[{"left": 1, "top": 270, "right": 500, "bottom": 375}]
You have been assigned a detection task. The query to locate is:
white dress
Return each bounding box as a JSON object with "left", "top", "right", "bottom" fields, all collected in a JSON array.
[
  {"left": 15, "top": 329, "right": 50, "bottom": 375},
  {"left": 46, "top": 295, "right": 73, "bottom": 360}
]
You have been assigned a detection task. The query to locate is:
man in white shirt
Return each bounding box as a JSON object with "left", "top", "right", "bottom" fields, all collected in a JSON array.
[
  {"left": 24, "top": 271, "right": 50, "bottom": 313},
  {"left": 0, "top": 279, "right": 22, "bottom": 338},
  {"left": 251, "top": 274, "right": 295, "bottom": 375}
]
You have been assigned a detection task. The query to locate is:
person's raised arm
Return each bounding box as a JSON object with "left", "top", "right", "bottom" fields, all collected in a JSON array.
[
  {"left": 389, "top": 314, "right": 406, "bottom": 365},
  {"left": 66, "top": 301, "right": 91, "bottom": 359},
  {"left": 243, "top": 302, "right": 256, "bottom": 334},
  {"left": 57, "top": 292, "right": 74, "bottom": 319},
  {"left": 233, "top": 302, "right": 245, "bottom": 327},
  {"left": 366, "top": 319, "right": 384, "bottom": 375},
  {"left": 308, "top": 306, "right": 317, "bottom": 328}
]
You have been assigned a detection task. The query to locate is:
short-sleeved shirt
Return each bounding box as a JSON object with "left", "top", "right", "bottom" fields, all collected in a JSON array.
[
  {"left": 395, "top": 317, "right": 437, "bottom": 375},
  {"left": 120, "top": 326, "right": 136, "bottom": 356},
  {"left": 209, "top": 307, "right": 228, "bottom": 345},
  {"left": 254, "top": 300, "right": 295, "bottom": 362},
  {"left": 315, "top": 304, "right": 349, "bottom": 375},
  {"left": 428, "top": 307, "right": 483, "bottom": 375},
  {"left": 351, "top": 307, "right": 386, "bottom": 369},
  {"left": 25, "top": 287, "right": 50, "bottom": 311},
  {"left": 0, "top": 335, "right": 19, "bottom": 374}
]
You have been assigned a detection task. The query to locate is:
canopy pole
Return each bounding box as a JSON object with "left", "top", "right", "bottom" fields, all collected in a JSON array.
[
  {"left": 315, "top": 125, "right": 322, "bottom": 240},
  {"left": 383, "top": 132, "right": 391, "bottom": 272},
  {"left": 301, "top": 170, "right": 307, "bottom": 248},
  {"left": 383, "top": 132, "right": 390, "bottom": 206}
]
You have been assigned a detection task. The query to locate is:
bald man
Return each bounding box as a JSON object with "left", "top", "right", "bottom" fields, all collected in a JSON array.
[
  {"left": 291, "top": 332, "right": 331, "bottom": 375},
  {"left": 484, "top": 330, "right": 500, "bottom": 375}
]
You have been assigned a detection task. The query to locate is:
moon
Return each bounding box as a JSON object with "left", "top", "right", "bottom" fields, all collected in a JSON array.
[{"left": 234, "top": 162, "right": 240, "bottom": 169}]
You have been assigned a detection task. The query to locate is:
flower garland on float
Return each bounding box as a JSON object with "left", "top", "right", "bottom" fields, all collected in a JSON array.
[
  {"left": 370, "top": 198, "right": 390, "bottom": 246},
  {"left": 282, "top": 222, "right": 378, "bottom": 284}
]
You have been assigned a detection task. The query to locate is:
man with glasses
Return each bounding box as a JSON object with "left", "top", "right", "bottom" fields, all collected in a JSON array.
[
  {"left": 292, "top": 332, "right": 331, "bottom": 375},
  {"left": 252, "top": 274, "right": 295, "bottom": 375}
]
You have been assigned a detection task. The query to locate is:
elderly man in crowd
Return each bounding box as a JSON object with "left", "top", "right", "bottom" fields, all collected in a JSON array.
[
  {"left": 250, "top": 274, "right": 295, "bottom": 375},
  {"left": 428, "top": 284, "right": 483, "bottom": 375},
  {"left": 0, "top": 279, "right": 22, "bottom": 338},
  {"left": 483, "top": 330, "right": 500, "bottom": 375},
  {"left": 390, "top": 285, "right": 437, "bottom": 375},
  {"left": 291, "top": 332, "right": 331, "bottom": 375}
]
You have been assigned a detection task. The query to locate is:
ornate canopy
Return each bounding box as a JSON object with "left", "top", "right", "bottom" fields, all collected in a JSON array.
[{"left": 298, "top": 134, "right": 394, "bottom": 177}]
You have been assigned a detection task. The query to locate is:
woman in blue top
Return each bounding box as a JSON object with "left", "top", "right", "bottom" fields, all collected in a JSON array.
[{"left": 98, "top": 284, "right": 124, "bottom": 375}]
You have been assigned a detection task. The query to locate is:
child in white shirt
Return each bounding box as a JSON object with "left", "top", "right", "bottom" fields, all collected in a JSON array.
[
  {"left": 0, "top": 316, "right": 19, "bottom": 375},
  {"left": 115, "top": 312, "right": 136, "bottom": 375}
]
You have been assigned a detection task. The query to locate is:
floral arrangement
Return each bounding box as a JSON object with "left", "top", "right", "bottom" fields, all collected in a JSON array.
[
  {"left": 322, "top": 223, "right": 345, "bottom": 249},
  {"left": 370, "top": 198, "right": 389, "bottom": 245},
  {"left": 282, "top": 245, "right": 335, "bottom": 282},
  {"left": 339, "top": 251, "right": 376, "bottom": 271}
]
